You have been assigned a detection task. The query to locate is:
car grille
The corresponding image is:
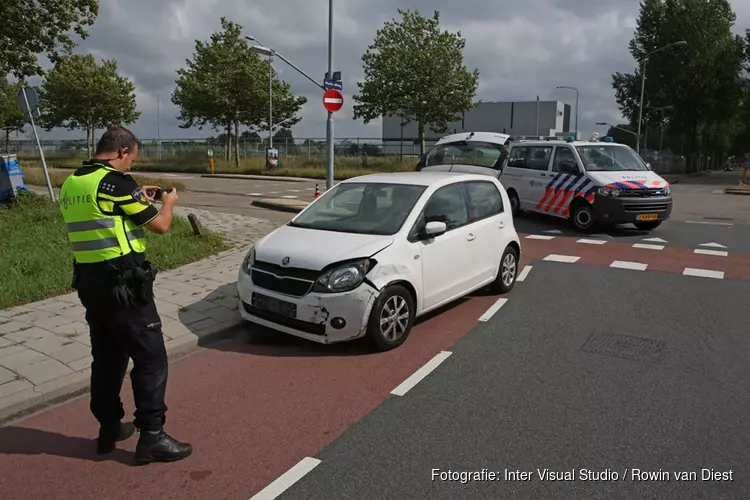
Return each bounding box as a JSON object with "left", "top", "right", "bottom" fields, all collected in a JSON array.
[
  {"left": 623, "top": 203, "right": 669, "bottom": 212},
  {"left": 620, "top": 188, "right": 668, "bottom": 197},
  {"left": 242, "top": 301, "right": 326, "bottom": 336},
  {"left": 250, "top": 260, "right": 319, "bottom": 297}
]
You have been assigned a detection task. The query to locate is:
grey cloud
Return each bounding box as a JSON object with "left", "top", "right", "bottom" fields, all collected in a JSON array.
[{"left": 37, "top": 0, "right": 749, "bottom": 143}]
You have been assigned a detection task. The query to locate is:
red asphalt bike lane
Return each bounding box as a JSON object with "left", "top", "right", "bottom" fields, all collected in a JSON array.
[{"left": 0, "top": 256, "right": 529, "bottom": 500}]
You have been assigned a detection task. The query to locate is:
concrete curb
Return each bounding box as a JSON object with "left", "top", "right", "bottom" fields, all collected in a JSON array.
[
  {"left": 724, "top": 188, "right": 750, "bottom": 195},
  {"left": 251, "top": 198, "right": 309, "bottom": 213},
  {"left": 201, "top": 173, "right": 321, "bottom": 183},
  {"left": 0, "top": 321, "right": 244, "bottom": 424}
]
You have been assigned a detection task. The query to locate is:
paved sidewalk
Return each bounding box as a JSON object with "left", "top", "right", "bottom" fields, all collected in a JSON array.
[{"left": 0, "top": 207, "right": 282, "bottom": 421}]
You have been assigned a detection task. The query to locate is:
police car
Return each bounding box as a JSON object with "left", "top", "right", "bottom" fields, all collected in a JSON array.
[{"left": 418, "top": 132, "right": 673, "bottom": 232}]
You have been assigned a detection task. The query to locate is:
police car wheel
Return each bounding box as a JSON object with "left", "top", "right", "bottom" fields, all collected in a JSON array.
[
  {"left": 571, "top": 203, "right": 595, "bottom": 232},
  {"left": 365, "top": 284, "right": 415, "bottom": 352},
  {"left": 634, "top": 220, "right": 662, "bottom": 230},
  {"left": 508, "top": 190, "right": 521, "bottom": 215},
  {"left": 491, "top": 245, "right": 519, "bottom": 294}
]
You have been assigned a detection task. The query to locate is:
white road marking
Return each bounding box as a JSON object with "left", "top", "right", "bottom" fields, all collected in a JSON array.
[
  {"left": 577, "top": 238, "right": 607, "bottom": 245},
  {"left": 685, "top": 220, "right": 733, "bottom": 226},
  {"left": 281, "top": 195, "right": 298, "bottom": 199},
  {"left": 269, "top": 191, "right": 280, "bottom": 194},
  {"left": 249, "top": 457, "right": 321, "bottom": 500},
  {"left": 698, "top": 242, "right": 727, "bottom": 248},
  {"left": 711, "top": 189, "right": 724, "bottom": 194},
  {"left": 642, "top": 237, "right": 667, "bottom": 243},
  {"left": 632, "top": 243, "right": 664, "bottom": 250},
  {"left": 288, "top": 189, "right": 302, "bottom": 192},
  {"left": 526, "top": 234, "right": 555, "bottom": 240},
  {"left": 682, "top": 268, "right": 724, "bottom": 279},
  {"left": 543, "top": 254, "right": 580, "bottom": 263},
  {"left": 543, "top": 229, "right": 563, "bottom": 234},
  {"left": 391, "top": 351, "right": 452, "bottom": 396},
  {"left": 248, "top": 193, "right": 263, "bottom": 196},
  {"left": 610, "top": 260, "right": 648, "bottom": 271},
  {"left": 478, "top": 298, "right": 508, "bottom": 322},
  {"left": 694, "top": 249, "right": 728, "bottom": 257},
  {"left": 517, "top": 265, "right": 532, "bottom": 282}
]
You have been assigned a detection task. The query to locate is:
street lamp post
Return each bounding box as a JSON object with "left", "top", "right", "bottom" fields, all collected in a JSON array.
[
  {"left": 556, "top": 86, "right": 579, "bottom": 138},
  {"left": 635, "top": 41, "right": 687, "bottom": 154},
  {"left": 325, "top": 0, "right": 334, "bottom": 191},
  {"left": 245, "top": 36, "right": 273, "bottom": 150}
]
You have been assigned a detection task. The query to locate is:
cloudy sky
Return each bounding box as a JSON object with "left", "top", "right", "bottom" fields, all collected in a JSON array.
[{"left": 28, "top": 0, "right": 750, "bottom": 143}]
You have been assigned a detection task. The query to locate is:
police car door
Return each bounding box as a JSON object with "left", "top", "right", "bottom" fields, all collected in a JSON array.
[
  {"left": 535, "top": 145, "right": 590, "bottom": 218},
  {"left": 512, "top": 145, "right": 554, "bottom": 210}
]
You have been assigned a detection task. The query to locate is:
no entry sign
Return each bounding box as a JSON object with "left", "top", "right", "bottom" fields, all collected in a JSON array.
[{"left": 323, "top": 89, "right": 343, "bottom": 112}]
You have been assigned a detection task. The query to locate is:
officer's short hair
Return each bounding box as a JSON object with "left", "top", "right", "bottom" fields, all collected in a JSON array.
[{"left": 95, "top": 127, "right": 142, "bottom": 155}]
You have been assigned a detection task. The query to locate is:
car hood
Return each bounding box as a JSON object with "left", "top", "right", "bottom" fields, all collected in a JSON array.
[
  {"left": 254, "top": 225, "right": 394, "bottom": 271},
  {"left": 585, "top": 170, "right": 670, "bottom": 189}
]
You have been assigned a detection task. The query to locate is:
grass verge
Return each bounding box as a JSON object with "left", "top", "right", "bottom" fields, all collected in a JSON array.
[
  {"left": 19, "top": 165, "right": 187, "bottom": 191},
  {"left": 0, "top": 191, "right": 230, "bottom": 309},
  {"left": 19, "top": 153, "right": 419, "bottom": 180}
]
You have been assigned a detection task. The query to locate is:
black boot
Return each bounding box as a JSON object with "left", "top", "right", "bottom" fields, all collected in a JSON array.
[
  {"left": 134, "top": 429, "right": 193, "bottom": 465},
  {"left": 97, "top": 421, "right": 136, "bottom": 454}
]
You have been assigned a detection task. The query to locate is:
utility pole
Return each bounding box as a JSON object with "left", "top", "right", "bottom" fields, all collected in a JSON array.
[
  {"left": 535, "top": 96, "right": 539, "bottom": 136},
  {"left": 269, "top": 53, "right": 273, "bottom": 149},
  {"left": 325, "top": 0, "right": 335, "bottom": 191},
  {"left": 157, "top": 94, "right": 161, "bottom": 160}
]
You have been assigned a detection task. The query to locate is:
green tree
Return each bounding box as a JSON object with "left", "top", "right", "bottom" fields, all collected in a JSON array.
[
  {"left": 731, "top": 30, "right": 750, "bottom": 156},
  {"left": 611, "top": 0, "right": 746, "bottom": 172},
  {"left": 171, "top": 17, "right": 306, "bottom": 166},
  {"left": 0, "top": 79, "right": 26, "bottom": 151},
  {"left": 0, "top": 0, "right": 99, "bottom": 79},
  {"left": 353, "top": 9, "right": 479, "bottom": 157},
  {"left": 38, "top": 54, "right": 140, "bottom": 156}
]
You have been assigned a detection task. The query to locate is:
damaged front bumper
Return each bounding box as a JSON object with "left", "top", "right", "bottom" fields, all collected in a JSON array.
[{"left": 237, "top": 270, "right": 380, "bottom": 344}]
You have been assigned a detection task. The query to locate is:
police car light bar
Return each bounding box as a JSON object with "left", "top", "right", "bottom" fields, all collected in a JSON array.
[
  {"left": 603, "top": 136, "right": 614, "bottom": 142},
  {"left": 566, "top": 136, "right": 576, "bottom": 142}
]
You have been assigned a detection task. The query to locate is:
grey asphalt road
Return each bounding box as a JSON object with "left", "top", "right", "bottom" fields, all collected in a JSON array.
[{"left": 278, "top": 262, "right": 749, "bottom": 500}]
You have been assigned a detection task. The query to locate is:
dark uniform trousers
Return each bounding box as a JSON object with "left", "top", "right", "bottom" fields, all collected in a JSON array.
[{"left": 77, "top": 279, "right": 169, "bottom": 432}]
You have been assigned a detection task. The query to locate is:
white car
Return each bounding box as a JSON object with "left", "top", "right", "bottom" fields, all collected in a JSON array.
[{"left": 237, "top": 172, "right": 521, "bottom": 351}]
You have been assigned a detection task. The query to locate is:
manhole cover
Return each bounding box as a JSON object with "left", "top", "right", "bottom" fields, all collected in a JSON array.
[{"left": 582, "top": 333, "right": 666, "bottom": 364}]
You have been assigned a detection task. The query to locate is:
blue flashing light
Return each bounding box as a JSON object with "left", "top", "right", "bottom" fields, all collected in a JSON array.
[
  {"left": 603, "top": 136, "right": 614, "bottom": 142},
  {"left": 566, "top": 135, "right": 575, "bottom": 142}
]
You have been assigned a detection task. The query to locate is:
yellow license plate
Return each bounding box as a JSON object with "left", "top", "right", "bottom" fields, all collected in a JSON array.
[{"left": 637, "top": 213, "right": 658, "bottom": 221}]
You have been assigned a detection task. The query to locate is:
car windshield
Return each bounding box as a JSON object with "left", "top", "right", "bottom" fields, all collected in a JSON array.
[
  {"left": 287, "top": 182, "right": 426, "bottom": 235},
  {"left": 424, "top": 140, "right": 508, "bottom": 169},
  {"left": 575, "top": 144, "right": 649, "bottom": 172}
]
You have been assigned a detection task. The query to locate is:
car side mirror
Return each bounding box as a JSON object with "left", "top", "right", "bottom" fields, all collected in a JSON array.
[
  {"left": 424, "top": 221, "right": 447, "bottom": 238},
  {"left": 645, "top": 162, "right": 652, "bottom": 170}
]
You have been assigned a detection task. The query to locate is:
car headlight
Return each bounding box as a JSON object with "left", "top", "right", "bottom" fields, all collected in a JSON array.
[
  {"left": 663, "top": 186, "right": 671, "bottom": 195},
  {"left": 241, "top": 247, "right": 255, "bottom": 274},
  {"left": 598, "top": 187, "right": 622, "bottom": 197},
  {"left": 313, "top": 259, "right": 374, "bottom": 293}
]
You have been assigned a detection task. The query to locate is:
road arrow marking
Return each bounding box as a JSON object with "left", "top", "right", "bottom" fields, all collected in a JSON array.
[
  {"left": 698, "top": 242, "right": 727, "bottom": 248},
  {"left": 642, "top": 237, "right": 667, "bottom": 243}
]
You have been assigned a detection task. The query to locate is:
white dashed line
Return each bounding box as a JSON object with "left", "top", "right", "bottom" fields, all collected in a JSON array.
[
  {"left": 632, "top": 243, "right": 664, "bottom": 250},
  {"left": 281, "top": 195, "right": 298, "bottom": 199},
  {"left": 288, "top": 189, "right": 302, "bottom": 192},
  {"left": 391, "top": 351, "right": 452, "bottom": 396},
  {"left": 682, "top": 268, "right": 724, "bottom": 279},
  {"left": 543, "top": 254, "right": 580, "bottom": 263},
  {"left": 517, "top": 265, "right": 532, "bottom": 282},
  {"left": 698, "top": 242, "right": 727, "bottom": 248},
  {"left": 577, "top": 238, "right": 607, "bottom": 245},
  {"left": 249, "top": 457, "right": 321, "bottom": 500},
  {"left": 248, "top": 193, "right": 263, "bottom": 196},
  {"left": 478, "top": 298, "right": 508, "bottom": 322},
  {"left": 694, "top": 249, "right": 728, "bottom": 257},
  {"left": 686, "top": 220, "right": 733, "bottom": 227},
  {"left": 610, "top": 260, "right": 648, "bottom": 271},
  {"left": 642, "top": 237, "right": 667, "bottom": 243},
  {"left": 526, "top": 234, "right": 556, "bottom": 240},
  {"left": 269, "top": 191, "right": 280, "bottom": 194}
]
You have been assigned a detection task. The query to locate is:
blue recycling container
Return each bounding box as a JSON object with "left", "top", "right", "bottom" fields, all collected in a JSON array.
[{"left": 0, "top": 154, "right": 29, "bottom": 206}]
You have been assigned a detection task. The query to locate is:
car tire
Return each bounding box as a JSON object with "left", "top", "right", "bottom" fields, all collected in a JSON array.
[
  {"left": 365, "top": 284, "right": 415, "bottom": 352},
  {"left": 490, "top": 244, "right": 519, "bottom": 294},
  {"left": 508, "top": 190, "right": 521, "bottom": 216},
  {"left": 570, "top": 202, "right": 596, "bottom": 232},
  {"left": 634, "top": 220, "right": 662, "bottom": 230}
]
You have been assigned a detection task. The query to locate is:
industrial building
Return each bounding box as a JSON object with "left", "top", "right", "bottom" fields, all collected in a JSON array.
[{"left": 381, "top": 100, "right": 573, "bottom": 155}]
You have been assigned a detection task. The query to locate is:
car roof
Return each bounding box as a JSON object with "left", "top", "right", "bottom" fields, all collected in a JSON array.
[
  {"left": 512, "top": 140, "right": 627, "bottom": 147},
  {"left": 342, "top": 171, "right": 497, "bottom": 187},
  {"left": 435, "top": 131, "right": 510, "bottom": 146}
]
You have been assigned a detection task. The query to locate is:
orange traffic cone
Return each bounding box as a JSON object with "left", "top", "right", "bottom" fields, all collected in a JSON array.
[{"left": 314, "top": 184, "right": 321, "bottom": 198}]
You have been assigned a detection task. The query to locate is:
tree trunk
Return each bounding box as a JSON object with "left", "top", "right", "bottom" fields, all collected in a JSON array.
[
  {"left": 86, "top": 125, "right": 92, "bottom": 157},
  {"left": 418, "top": 121, "right": 425, "bottom": 159},
  {"left": 234, "top": 120, "right": 240, "bottom": 168},
  {"left": 4, "top": 130, "right": 10, "bottom": 152}
]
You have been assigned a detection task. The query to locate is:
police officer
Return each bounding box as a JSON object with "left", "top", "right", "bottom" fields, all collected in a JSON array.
[{"left": 59, "top": 126, "right": 192, "bottom": 464}]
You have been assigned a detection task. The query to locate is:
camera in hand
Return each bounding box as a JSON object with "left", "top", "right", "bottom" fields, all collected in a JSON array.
[{"left": 153, "top": 187, "right": 173, "bottom": 201}]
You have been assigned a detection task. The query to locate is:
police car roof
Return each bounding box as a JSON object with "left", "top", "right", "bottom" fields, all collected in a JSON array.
[{"left": 512, "top": 140, "right": 626, "bottom": 147}]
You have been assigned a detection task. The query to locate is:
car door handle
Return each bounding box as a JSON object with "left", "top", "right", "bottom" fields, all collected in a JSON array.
[
  {"left": 467, "top": 233, "right": 476, "bottom": 241},
  {"left": 498, "top": 221, "right": 505, "bottom": 229}
]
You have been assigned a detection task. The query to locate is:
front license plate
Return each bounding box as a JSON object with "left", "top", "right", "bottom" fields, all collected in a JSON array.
[
  {"left": 637, "top": 213, "right": 658, "bottom": 221},
  {"left": 251, "top": 292, "right": 297, "bottom": 318}
]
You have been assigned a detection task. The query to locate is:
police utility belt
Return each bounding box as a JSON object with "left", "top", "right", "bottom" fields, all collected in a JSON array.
[{"left": 74, "top": 259, "right": 158, "bottom": 308}]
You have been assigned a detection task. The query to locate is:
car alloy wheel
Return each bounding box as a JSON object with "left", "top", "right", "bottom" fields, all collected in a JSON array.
[
  {"left": 501, "top": 252, "right": 516, "bottom": 287},
  {"left": 379, "top": 295, "right": 410, "bottom": 342}
]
